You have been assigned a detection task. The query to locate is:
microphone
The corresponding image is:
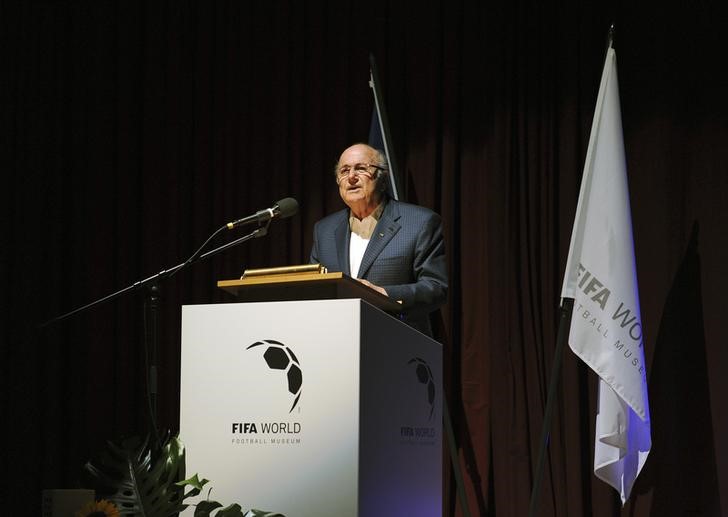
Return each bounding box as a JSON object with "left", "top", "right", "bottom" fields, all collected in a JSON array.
[{"left": 226, "top": 197, "right": 299, "bottom": 230}]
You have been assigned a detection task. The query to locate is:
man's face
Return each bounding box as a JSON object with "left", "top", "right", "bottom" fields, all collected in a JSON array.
[{"left": 337, "top": 145, "right": 382, "bottom": 211}]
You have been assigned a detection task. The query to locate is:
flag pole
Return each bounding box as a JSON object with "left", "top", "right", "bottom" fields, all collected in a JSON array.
[
  {"left": 607, "top": 23, "right": 615, "bottom": 49},
  {"left": 527, "top": 24, "right": 616, "bottom": 515},
  {"left": 526, "top": 298, "right": 574, "bottom": 517},
  {"left": 369, "top": 53, "right": 404, "bottom": 200}
]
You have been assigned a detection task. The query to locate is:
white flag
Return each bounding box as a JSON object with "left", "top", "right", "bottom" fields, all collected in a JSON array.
[{"left": 561, "top": 46, "right": 651, "bottom": 504}]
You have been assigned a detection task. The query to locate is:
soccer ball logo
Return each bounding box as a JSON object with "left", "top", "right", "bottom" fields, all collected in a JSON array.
[
  {"left": 247, "top": 339, "right": 303, "bottom": 412},
  {"left": 408, "top": 357, "right": 436, "bottom": 420}
]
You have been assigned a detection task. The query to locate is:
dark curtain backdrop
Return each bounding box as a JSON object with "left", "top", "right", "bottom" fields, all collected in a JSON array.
[{"left": 2, "top": 1, "right": 726, "bottom": 515}]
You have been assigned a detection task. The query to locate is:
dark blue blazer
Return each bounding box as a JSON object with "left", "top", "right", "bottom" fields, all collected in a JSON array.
[{"left": 310, "top": 199, "right": 448, "bottom": 336}]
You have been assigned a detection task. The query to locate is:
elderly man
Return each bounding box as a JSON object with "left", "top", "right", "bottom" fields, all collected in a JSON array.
[{"left": 310, "top": 143, "right": 448, "bottom": 337}]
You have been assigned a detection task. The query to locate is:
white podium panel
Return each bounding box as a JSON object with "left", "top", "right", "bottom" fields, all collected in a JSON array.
[{"left": 180, "top": 299, "right": 442, "bottom": 517}]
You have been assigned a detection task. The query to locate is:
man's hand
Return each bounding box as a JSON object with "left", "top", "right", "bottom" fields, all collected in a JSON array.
[{"left": 357, "top": 278, "right": 388, "bottom": 297}]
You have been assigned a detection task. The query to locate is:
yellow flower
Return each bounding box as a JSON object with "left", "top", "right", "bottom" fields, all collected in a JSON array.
[{"left": 75, "top": 499, "right": 120, "bottom": 517}]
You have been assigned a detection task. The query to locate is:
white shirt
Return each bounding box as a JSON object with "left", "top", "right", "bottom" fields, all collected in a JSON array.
[
  {"left": 347, "top": 202, "right": 384, "bottom": 278},
  {"left": 349, "top": 232, "right": 369, "bottom": 278}
]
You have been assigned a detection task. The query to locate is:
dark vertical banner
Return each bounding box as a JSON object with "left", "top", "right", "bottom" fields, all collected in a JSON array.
[{"left": 368, "top": 53, "right": 403, "bottom": 201}]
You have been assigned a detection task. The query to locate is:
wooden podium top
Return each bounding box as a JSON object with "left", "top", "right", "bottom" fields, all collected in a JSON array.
[{"left": 217, "top": 271, "right": 403, "bottom": 313}]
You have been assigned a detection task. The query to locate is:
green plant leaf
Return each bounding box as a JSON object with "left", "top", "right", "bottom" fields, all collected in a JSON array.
[
  {"left": 193, "top": 499, "right": 224, "bottom": 516},
  {"left": 177, "top": 473, "right": 211, "bottom": 498},
  {"left": 83, "top": 433, "right": 187, "bottom": 516},
  {"left": 213, "top": 503, "right": 245, "bottom": 517},
  {"left": 83, "top": 433, "right": 286, "bottom": 517},
  {"left": 177, "top": 473, "right": 208, "bottom": 491}
]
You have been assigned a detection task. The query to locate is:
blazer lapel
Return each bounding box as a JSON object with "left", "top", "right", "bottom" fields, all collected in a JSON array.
[
  {"left": 334, "top": 214, "right": 351, "bottom": 275},
  {"left": 357, "top": 201, "right": 401, "bottom": 279}
]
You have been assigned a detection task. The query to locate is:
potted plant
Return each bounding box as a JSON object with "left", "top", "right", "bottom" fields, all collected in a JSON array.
[{"left": 82, "top": 433, "right": 284, "bottom": 517}]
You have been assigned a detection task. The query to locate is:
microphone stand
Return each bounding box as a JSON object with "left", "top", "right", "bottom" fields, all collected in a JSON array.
[{"left": 42, "top": 222, "right": 271, "bottom": 451}]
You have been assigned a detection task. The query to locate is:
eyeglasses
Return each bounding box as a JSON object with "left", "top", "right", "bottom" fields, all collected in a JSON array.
[{"left": 336, "top": 163, "right": 386, "bottom": 181}]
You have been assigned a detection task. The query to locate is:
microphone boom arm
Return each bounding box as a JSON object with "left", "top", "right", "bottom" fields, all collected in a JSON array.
[{"left": 42, "top": 224, "right": 269, "bottom": 327}]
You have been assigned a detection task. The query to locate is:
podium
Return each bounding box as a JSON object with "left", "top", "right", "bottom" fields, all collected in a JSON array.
[{"left": 180, "top": 276, "right": 442, "bottom": 517}]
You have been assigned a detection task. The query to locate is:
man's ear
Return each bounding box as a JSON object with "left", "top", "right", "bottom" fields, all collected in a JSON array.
[{"left": 376, "top": 170, "right": 389, "bottom": 193}]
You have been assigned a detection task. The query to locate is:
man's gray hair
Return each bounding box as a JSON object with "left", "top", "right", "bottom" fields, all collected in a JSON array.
[{"left": 370, "top": 147, "right": 390, "bottom": 193}]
